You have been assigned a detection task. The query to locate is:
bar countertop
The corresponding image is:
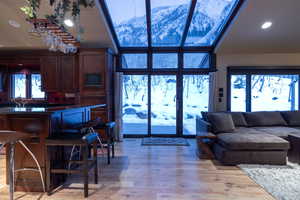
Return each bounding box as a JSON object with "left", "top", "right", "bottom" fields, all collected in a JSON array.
[{"left": 0, "top": 104, "right": 106, "bottom": 114}]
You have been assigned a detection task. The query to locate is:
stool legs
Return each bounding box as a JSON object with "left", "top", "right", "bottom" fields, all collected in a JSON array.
[
  {"left": 8, "top": 143, "right": 15, "bottom": 200},
  {"left": 83, "top": 145, "right": 89, "bottom": 198},
  {"left": 112, "top": 139, "right": 115, "bottom": 158},
  {"left": 46, "top": 145, "right": 51, "bottom": 195},
  {"left": 18, "top": 141, "right": 45, "bottom": 192},
  {"left": 93, "top": 142, "right": 98, "bottom": 184}
]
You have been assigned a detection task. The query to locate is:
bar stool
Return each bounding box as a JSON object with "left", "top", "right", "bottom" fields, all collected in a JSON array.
[
  {"left": 45, "top": 131, "right": 98, "bottom": 198},
  {"left": 0, "top": 130, "right": 45, "bottom": 200},
  {"left": 88, "top": 118, "right": 116, "bottom": 164}
]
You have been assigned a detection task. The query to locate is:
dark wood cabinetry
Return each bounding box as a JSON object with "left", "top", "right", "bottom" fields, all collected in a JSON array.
[
  {"left": 40, "top": 55, "right": 78, "bottom": 93},
  {"left": 79, "top": 49, "right": 114, "bottom": 122},
  {"left": 0, "top": 49, "right": 115, "bottom": 122},
  {"left": 59, "top": 55, "right": 78, "bottom": 92},
  {"left": 40, "top": 56, "right": 59, "bottom": 92}
]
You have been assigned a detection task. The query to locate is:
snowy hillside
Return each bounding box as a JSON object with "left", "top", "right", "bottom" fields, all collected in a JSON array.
[{"left": 113, "top": 0, "right": 236, "bottom": 46}]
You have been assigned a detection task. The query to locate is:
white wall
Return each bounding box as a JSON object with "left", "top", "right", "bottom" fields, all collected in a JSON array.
[{"left": 215, "top": 53, "right": 300, "bottom": 111}]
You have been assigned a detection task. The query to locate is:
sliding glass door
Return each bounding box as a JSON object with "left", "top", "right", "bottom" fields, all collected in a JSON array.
[
  {"left": 183, "top": 75, "right": 209, "bottom": 136},
  {"left": 122, "top": 75, "right": 148, "bottom": 135},
  {"left": 122, "top": 74, "right": 209, "bottom": 137},
  {"left": 151, "top": 75, "right": 177, "bottom": 135}
]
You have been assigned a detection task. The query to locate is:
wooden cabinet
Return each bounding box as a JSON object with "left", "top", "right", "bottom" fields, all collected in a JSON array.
[
  {"left": 40, "top": 55, "right": 78, "bottom": 93},
  {"left": 79, "top": 49, "right": 114, "bottom": 122},
  {"left": 40, "top": 56, "right": 59, "bottom": 92},
  {"left": 59, "top": 55, "right": 78, "bottom": 92}
]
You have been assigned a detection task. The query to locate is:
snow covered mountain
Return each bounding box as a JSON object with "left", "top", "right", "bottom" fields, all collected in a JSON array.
[{"left": 114, "top": 0, "right": 236, "bottom": 47}]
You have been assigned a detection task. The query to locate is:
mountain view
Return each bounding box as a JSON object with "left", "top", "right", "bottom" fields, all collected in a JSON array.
[{"left": 113, "top": 0, "right": 237, "bottom": 47}]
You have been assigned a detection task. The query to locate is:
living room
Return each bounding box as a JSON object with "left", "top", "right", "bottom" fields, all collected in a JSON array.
[{"left": 0, "top": 0, "right": 299, "bottom": 200}]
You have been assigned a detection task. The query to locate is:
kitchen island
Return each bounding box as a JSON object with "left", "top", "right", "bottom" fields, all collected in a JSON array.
[{"left": 0, "top": 104, "right": 105, "bottom": 192}]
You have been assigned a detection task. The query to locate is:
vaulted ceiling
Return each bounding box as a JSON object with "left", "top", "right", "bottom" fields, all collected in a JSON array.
[
  {"left": 216, "top": 0, "right": 300, "bottom": 54},
  {"left": 0, "top": 0, "right": 115, "bottom": 51}
]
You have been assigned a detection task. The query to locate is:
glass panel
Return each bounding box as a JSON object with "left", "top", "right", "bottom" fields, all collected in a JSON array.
[
  {"left": 251, "top": 75, "right": 299, "bottom": 111},
  {"left": 185, "top": 0, "right": 238, "bottom": 46},
  {"left": 231, "top": 75, "right": 246, "bottom": 112},
  {"left": 31, "top": 74, "right": 45, "bottom": 99},
  {"left": 153, "top": 53, "right": 178, "bottom": 69},
  {"left": 105, "top": 0, "right": 148, "bottom": 47},
  {"left": 183, "top": 75, "right": 209, "bottom": 135},
  {"left": 12, "top": 74, "right": 26, "bottom": 98},
  {"left": 122, "top": 54, "right": 147, "bottom": 69},
  {"left": 184, "top": 53, "right": 209, "bottom": 68},
  {"left": 151, "top": 0, "right": 190, "bottom": 46},
  {"left": 122, "top": 75, "right": 148, "bottom": 135},
  {"left": 151, "top": 75, "right": 176, "bottom": 135}
]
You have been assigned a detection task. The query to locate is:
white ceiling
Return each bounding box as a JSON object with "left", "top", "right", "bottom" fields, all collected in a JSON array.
[
  {"left": 0, "top": 0, "right": 115, "bottom": 51},
  {"left": 216, "top": 0, "right": 300, "bottom": 54}
]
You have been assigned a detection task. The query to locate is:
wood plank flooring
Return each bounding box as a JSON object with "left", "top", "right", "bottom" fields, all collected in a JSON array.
[{"left": 0, "top": 139, "right": 274, "bottom": 200}]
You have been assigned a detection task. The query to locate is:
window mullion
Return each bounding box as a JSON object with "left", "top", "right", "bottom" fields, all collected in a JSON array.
[{"left": 246, "top": 74, "right": 251, "bottom": 112}]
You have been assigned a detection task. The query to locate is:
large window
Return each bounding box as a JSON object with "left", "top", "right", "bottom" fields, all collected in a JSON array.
[
  {"left": 251, "top": 75, "right": 298, "bottom": 111},
  {"left": 12, "top": 73, "right": 45, "bottom": 99},
  {"left": 103, "top": 0, "right": 241, "bottom": 48},
  {"left": 228, "top": 69, "right": 300, "bottom": 112}
]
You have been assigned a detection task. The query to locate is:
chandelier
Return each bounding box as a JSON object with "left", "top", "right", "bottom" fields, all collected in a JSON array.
[{"left": 21, "top": 0, "right": 95, "bottom": 54}]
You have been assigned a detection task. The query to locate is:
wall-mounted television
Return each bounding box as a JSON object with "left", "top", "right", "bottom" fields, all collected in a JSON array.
[{"left": 85, "top": 73, "right": 102, "bottom": 86}]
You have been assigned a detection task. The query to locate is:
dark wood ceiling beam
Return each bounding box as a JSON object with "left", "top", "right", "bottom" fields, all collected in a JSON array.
[{"left": 180, "top": 0, "right": 197, "bottom": 47}]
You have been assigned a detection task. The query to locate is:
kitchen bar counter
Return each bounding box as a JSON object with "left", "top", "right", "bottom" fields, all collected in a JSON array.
[
  {"left": 0, "top": 104, "right": 104, "bottom": 114},
  {"left": 0, "top": 104, "right": 105, "bottom": 192}
]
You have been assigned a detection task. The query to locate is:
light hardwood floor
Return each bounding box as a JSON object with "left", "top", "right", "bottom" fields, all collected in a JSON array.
[{"left": 0, "top": 139, "right": 274, "bottom": 200}]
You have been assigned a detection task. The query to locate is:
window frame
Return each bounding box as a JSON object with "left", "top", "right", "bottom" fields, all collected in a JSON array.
[
  {"left": 11, "top": 73, "right": 45, "bottom": 100},
  {"left": 99, "top": 0, "right": 245, "bottom": 50},
  {"left": 227, "top": 66, "right": 300, "bottom": 112},
  {"left": 117, "top": 50, "right": 216, "bottom": 73}
]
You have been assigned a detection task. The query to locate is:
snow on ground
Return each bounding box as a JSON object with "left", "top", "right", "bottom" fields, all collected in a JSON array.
[
  {"left": 122, "top": 75, "right": 209, "bottom": 135},
  {"left": 231, "top": 75, "right": 298, "bottom": 112}
]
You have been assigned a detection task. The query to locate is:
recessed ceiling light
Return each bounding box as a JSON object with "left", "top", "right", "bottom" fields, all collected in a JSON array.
[
  {"left": 64, "top": 19, "right": 74, "bottom": 27},
  {"left": 8, "top": 20, "right": 21, "bottom": 28},
  {"left": 261, "top": 21, "right": 272, "bottom": 29}
]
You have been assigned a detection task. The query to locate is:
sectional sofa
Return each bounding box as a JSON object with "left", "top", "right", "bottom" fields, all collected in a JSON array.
[{"left": 196, "top": 111, "right": 300, "bottom": 165}]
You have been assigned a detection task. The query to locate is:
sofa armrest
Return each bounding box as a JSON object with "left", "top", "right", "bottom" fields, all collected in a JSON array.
[
  {"left": 197, "top": 132, "right": 217, "bottom": 139},
  {"left": 196, "top": 116, "right": 214, "bottom": 137}
]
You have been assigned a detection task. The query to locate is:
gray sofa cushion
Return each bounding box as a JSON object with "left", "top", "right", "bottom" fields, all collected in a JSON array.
[
  {"left": 217, "top": 133, "right": 290, "bottom": 150},
  {"left": 243, "top": 112, "right": 287, "bottom": 127},
  {"left": 281, "top": 111, "right": 300, "bottom": 126},
  {"left": 207, "top": 113, "right": 235, "bottom": 134},
  {"left": 230, "top": 112, "right": 248, "bottom": 127},
  {"left": 233, "top": 127, "right": 262, "bottom": 134},
  {"left": 253, "top": 126, "right": 300, "bottom": 138}
]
